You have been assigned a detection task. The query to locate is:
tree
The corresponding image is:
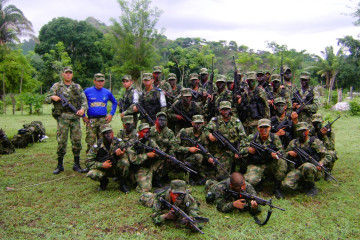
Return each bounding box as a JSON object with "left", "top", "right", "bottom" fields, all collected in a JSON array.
[
  {"left": 110, "top": 0, "right": 163, "bottom": 80},
  {"left": 0, "top": 0, "right": 34, "bottom": 46}
]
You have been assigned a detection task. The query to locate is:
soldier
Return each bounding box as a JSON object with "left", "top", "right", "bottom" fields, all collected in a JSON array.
[
  {"left": 205, "top": 172, "right": 260, "bottom": 215},
  {"left": 0, "top": 129, "right": 15, "bottom": 154},
  {"left": 167, "top": 88, "right": 202, "bottom": 134},
  {"left": 245, "top": 118, "right": 287, "bottom": 199},
  {"left": 133, "top": 73, "right": 167, "bottom": 125},
  {"left": 226, "top": 77, "right": 234, "bottom": 91},
  {"left": 46, "top": 66, "right": 88, "bottom": 174},
  {"left": 204, "top": 101, "right": 247, "bottom": 179},
  {"left": 141, "top": 180, "right": 203, "bottom": 232},
  {"left": 282, "top": 67, "right": 296, "bottom": 98},
  {"left": 281, "top": 122, "right": 332, "bottom": 196},
  {"left": 310, "top": 114, "right": 337, "bottom": 177},
  {"left": 166, "top": 73, "right": 182, "bottom": 104},
  {"left": 256, "top": 70, "right": 267, "bottom": 89},
  {"left": 175, "top": 115, "right": 213, "bottom": 185},
  {"left": 239, "top": 72, "right": 270, "bottom": 135},
  {"left": 117, "top": 115, "right": 137, "bottom": 144},
  {"left": 83, "top": 73, "right": 117, "bottom": 154},
  {"left": 85, "top": 124, "right": 130, "bottom": 192},
  {"left": 292, "top": 72, "right": 320, "bottom": 123},
  {"left": 119, "top": 75, "right": 140, "bottom": 128},
  {"left": 212, "top": 75, "right": 233, "bottom": 114},
  {"left": 127, "top": 123, "right": 159, "bottom": 192},
  {"left": 149, "top": 112, "right": 176, "bottom": 185},
  {"left": 268, "top": 74, "right": 292, "bottom": 117},
  {"left": 264, "top": 70, "right": 272, "bottom": 85},
  {"left": 188, "top": 73, "right": 207, "bottom": 105},
  {"left": 199, "top": 68, "right": 212, "bottom": 93},
  {"left": 153, "top": 66, "right": 172, "bottom": 93},
  {"left": 270, "top": 97, "right": 296, "bottom": 148}
]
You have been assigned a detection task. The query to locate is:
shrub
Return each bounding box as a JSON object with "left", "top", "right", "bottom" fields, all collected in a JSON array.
[{"left": 349, "top": 100, "right": 360, "bottom": 115}]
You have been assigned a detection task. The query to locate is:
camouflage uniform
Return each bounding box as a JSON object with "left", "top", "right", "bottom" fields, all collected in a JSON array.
[
  {"left": 268, "top": 75, "right": 292, "bottom": 117},
  {"left": 153, "top": 66, "right": 172, "bottom": 93},
  {"left": 165, "top": 73, "right": 182, "bottom": 104},
  {"left": 45, "top": 70, "right": 88, "bottom": 159},
  {"left": 211, "top": 75, "right": 234, "bottom": 116},
  {"left": 127, "top": 123, "right": 160, "bottom": 192},
  {"left": 120, "top": 75, "right": 140, "bottom": 128},
  {"left": 11, "top": 121, "right": 46, "bottom": 148},
  {"left": 117, "top": 116, "right": 137, "bottom": 143},
  {"left": 0, "top": 129, "right": 15, "bottom": 154},
  {"left": 204, "top": 101, "right": 248, "bottom": 179},
  {"left": 188, "top": 73, "right": 207, "bottom": 105},
  {"left": 205, "top": 178, "right": 261, "bottom": 215},
  {"left": 244, "top": 119, "right": 287, "bottom": 188},
  {"left": 281, "top": 122, "right": 331, "bottom": 191}
]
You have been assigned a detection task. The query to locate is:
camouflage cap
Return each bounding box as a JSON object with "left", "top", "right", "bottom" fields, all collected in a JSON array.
[
  {"left": 256, "top": 70, "right": 265, "bottom": 76},
  {"left": 265, "top": 70, "right": 271, "bottom": 75},
  {"left": 142, "top": 73, "right": 152, "bottom": 80},
  {"left": 271, "top": 74, "right": 281, "bottom": 82},
  {"left": 226, "top": 78, "right": 234, "bottom": 83},
  {"left": 94, "top": 73, "right": 105, "bottom": 81},
  {"left": 274, "top": 97, "right": 286, "bottom": 105},
  {"left": 216, "top": 75, "right": 226, "bottom": 83},
  {"left": 189, "top": 73, "right": 199, "bottom": 81},
  {"left": 156, "top": 111, "right": 167, "bottom": 119},
  {"left": 123, "top": 115, "right": 134, "bottom": 124},
  {"left": 219, "top": 101, "right": 231, "bottom": 110},
  {"left": 258, "top": 118, "right": 271, "bottom": 127},
  {"left": 300, "top": 71, "right": 311, "bottom": 80},
  {"left": 138, "top": 123, "right": 151, "bottom": 131},
  {"left": 246, "top": 71, "right": 257, "bottom": 80},
  {"left": 167, "top": 73, "right": 177, "bottom": 80},
  {"left": 153, "top": 66, "right": 162, "bottom": 73},
  {"left": 311, "top": 113, "right": 323, "bottom": 123},
  {"left": 63, "top": 66, "right": 73, "bottom": 73},
  {"left": 283, "top": 66, "right": 291, "bottom": 73},
  {"left": 100, "top": 124, "right": 113, "bottom": 133},
  {"left": 200, "top": 68, "right": 208, "bottom": 75},
  {"left": 181, "top": 88, "right": 192, "bottom": 97},
  {"left": 192, "top": 115, "right": 204, "bottom": 123},
  {"left": 170, "top": 180, "right": 186, "bottom": 194},
  {"left": 122, "top": 75, "right": 132, "bottom": 81},
  {"left": 297, "top": 122, "right": 309, "bottom": 131}
]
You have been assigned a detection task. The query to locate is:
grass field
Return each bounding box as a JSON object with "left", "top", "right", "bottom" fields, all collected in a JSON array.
[{"left": 0, "top": 104, "right": 359, "bottom": 239}]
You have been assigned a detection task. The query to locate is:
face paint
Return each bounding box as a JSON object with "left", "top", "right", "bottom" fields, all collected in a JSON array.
[
  {"left": 247, "top": 79, "right": 255, "bottom": 89},
  {"left": 227, "top": 82, "right": 234, "bottom": 90},
  {"left": 200, "top": 74, "right": 207, "bottom": 81},
  {"left": 220, "top": 109, "right": 231, "bottom": 119},
  {"left": 273, "top": 82, "right": 280, "bottom": 89},
  {"left": 138, "top": 128, "right": 150, "bottom": 140},
  {"left": 170, "top": 191, "right": 185, "bottom": 205},
  {"left": 102, "top": 130, "right": 113, "bottom": 143},
  {"left": 193, "top": 122, "right": 204, "bottom": 132},
  {"left": 313, "top": 122, "right": 322, "bottom": 130},
  {"left": 124, "top": 123, "right": 134, "bottom": 133},
  {"left": 284, "top": 72, "right": 292, "bottom": 81},
  {"left": 276, "top": 104, "right": 286, "bottom": 115},
  {"left": 300, "top": 79, "right": 309, "bottom": 89},
  {"left": 259, "top": 126, "right": 270, "bottom": 139},
  {"left": 156, "top": 115, "right": 167, "bottom": 129},
  {"left": 216, "top": 82, "right": 225, "bottom": 90},
  {"left": 299, "top": 130, "right": 308, "bottom": 143},
  {"left": 169, "top": 79, "right": 176, "bottom": 88}
]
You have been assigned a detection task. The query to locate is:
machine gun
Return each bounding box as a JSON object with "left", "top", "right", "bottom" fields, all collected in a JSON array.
[
  {"left": 212, "top": 131, "right": 242, "bottom": 157},
  {"left": 293, "top": 146, "right": 338, "bottom": 182},
  {"left": 207, "top": 57, "right": 216, "bottom": 120},
  {"left": 56, "top": 91, "right": 82, "bottom": 115},
  {"left": 180, "top": 132, "right": 229, "bottom": 175},
  {"left": 232, "top": 56, "right": 241, "bottom": 104},
  {"left": 249, "top": 141, "right": 295, "bottom": 165},
  {"left": 136, "top": 141, "right": 198, "bottom": 174},
  {"left": 97, "top": 140, "right": 138, "bottom": 165},
  {"left": 280, "top": 52, "right": 284, "bottom": 85},
  {"left": 135, "top": 103, "right": 155, "bottom": 125},
  {"left": 159, "top": 197, "right": 208, "bottom": 234},
  {"left": 323, "top": 115, "right": 340, "bottom": 134},
  {"left": 168, "top": 102, "right": 193, "bottom": 124},
  {"left": 264, "top": 86, "right": 275, "bottom": 101}
]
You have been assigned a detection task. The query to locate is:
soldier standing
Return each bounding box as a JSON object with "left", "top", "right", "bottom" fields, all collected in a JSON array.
[
  {"left": 153, "top": 66, "right": 171, "bottom": 93},
  {"left": 283, "top": 67, "right": 296, "bottom": 98},
  {"left": 85, "top": 124, "right": 130, "bottom": 192},
  {"left": 83, "top": 73, "right": 117, "bottom": 154},
  {"left": 119, "top": 75, "right": 140, "bottom": 128},
  {"left": 188, "top": 73, "right": 207, "bottom": 105},
  {"left": 166, "top": 73, "right": 182, "bottom": 104},
  {"left": 46, "top": 67, "right": 88, "bottom": 174},
  {"left": 268, "top": 74, "right": 292, "bottom": 117}
]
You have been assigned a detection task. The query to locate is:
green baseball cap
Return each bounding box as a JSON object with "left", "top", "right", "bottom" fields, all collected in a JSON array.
[
  {"left": 156, "top": 111, "right": 167, "bottom": 119},
  {"left": 258, "top": 118, "right": 271, "bottom": 127},
  {"left": 181, "top": 88, "right": 192, "bottom": 97},
  {"left": 311, "top": 114, "right": 323, "bottom": 123},
  {"left": 138, "top": 123, "right": 151, "bottom": 131},
  {"left": 94, "top": 73, "right": 105, "bottom": 81},
  {"left": 192, "top": 115, "right": 204, "bottom": 123},
  {"left": 122, "top": 75, "right": 132, "bottom": 81},
  {"left": 170, "top": 180, "right": 186, "bottom": 194},
  {"left": 246, "top": 71, "right": 257, "bottom": 80},
  {"left": 200, "top": 68, "right": 208, "bottom": 74},
  {"left": 283, "top": 66, "right": 291, "bottom": 73},
  {"left": 219, "top": 101, "right": 231, "bottom": 110},
  {"left": 63, "top": 66, "right": 73, "bottom": 73},
  {"left": 167, "top": 73, "right": 177, "bottom": 80},
  {"left": 189, "top": 73, "right": 199, "bottom": 81},
  {"left": 153, "top": 66, "right": 162, "bottom": 73},
  {"left": 271, "top": 74, "right": 280, "bottom": 82},
  {"left": 142, "top": 73, "right": 152, "bottom": 80},
  {"left": 123, "top": 115, "right": 134, "bottom": 124},
  {"left": 100, "top": 124, "right": 113, "bottom": 133},
  {"left": 216, "top": 75, "right": 226, "bottom": 83},
  {"left": 300, "top": 71, "right": 311, "bottom": 80},
  {"left": 256, "top": 70, "right": 265, "bottom": 76},
  {"left": 297, "top": 122, "right": 309, "bottom": 131},
  {"left": 274, "top": 97, "right": 286, "bottom": 105}
]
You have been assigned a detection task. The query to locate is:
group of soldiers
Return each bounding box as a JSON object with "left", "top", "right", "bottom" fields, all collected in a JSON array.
[{"left": 44, "top": 65, "right": 338, "bottom": 232}]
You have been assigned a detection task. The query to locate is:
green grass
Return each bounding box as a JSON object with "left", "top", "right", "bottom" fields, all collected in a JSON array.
[{"left": 0, "top": 105, "right": 359, "bottom": 239}]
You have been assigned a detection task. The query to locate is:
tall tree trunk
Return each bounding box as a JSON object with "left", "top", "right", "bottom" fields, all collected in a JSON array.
[
  {"left": 10, "top": 93, "right": 16, "bottom": 115},
  {"left": 350, "top": 86, "right": 353, "bottom": 100},
  {"left": 2, "top": 72, "right": 5, "bottom": 114},
  {"left": 327, "top": 71, "right": 338, "bottom": 104},
  {"left": 20, "top": 68, "right": 24, "bottom": 115},
  {"left": 337, "top": 88, "right": 342, "bottom": 103}
]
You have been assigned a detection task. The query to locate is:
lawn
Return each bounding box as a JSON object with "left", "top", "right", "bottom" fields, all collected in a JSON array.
[{"left": 0, "top": 104, "right": 359, "bottom": 239}]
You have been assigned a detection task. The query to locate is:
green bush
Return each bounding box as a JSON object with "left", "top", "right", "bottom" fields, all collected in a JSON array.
[
  {"left": 0, "top": 100, "right": 4, "bottom": 114},
  {"left": 349, "top": 100, "right": 360, "bottom": 115}
]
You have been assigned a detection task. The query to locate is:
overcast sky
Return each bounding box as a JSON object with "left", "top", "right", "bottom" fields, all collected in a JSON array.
[{"left": 10, "top": 0, "right": 360, "bottom": 55}]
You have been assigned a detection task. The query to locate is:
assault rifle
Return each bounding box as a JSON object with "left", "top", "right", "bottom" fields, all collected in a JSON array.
[
  {"left": 249, "top": 141, "right": 295, "bottom": 165},
  {"left": 232, "top": 56, "right": 240, "bottom": 104},
  {"left": 97, "top": 140, "right": 138, "bottom": 165},
  {"left": 159, "top": 197, "right": 208, "bottom": 234},
  {"left": 324, "top": 115, "right": 340, "bottom": 133},
  {"left": 56, "top": 91, "right": 81, "bottom": 115},
  {"left": 180, "top": 132, "right": 229, "bottom": 175},
  {"left": 136, "top": 141, "right": 198, "bottom": 174},
  {"left": 117, "top": 98, "right": 124, "bottom": 113},
  {"left": 168, "top": 102, "right": 193, "bottom": 124},
  {"left": 226, "top": 189, "right": 285, "bottom": 211},
  {"left": 280, "top": 52, "right": 284, "bottom": 85},
  {"left": 264, "top": 86, "right": 275, "bottom": 101},
  {"left": 135, "top": 103, "right": 155, "bottom": 125},
  {"left": 212, "top": 131, "right": 242, "bottom": 158},
  {"left": 293, "top": 146, "right": 338, "bottom": 182},
  {"left": 207, "top": 57, "right": 216, "bottom": 120},
  {"left": 190, "top": 89, "right": 200, "bottom": 100}
]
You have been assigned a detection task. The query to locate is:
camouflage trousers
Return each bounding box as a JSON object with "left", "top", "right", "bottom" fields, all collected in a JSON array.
[
  {"left": 86, "top": 158, "right": 130, "bottom": 181},
  {"left": 244, "top": 158, "right": 287, "bottom": 187},
  {"left": 281, "top": 162, "right": 321, "bottom": 190},
  {"left": 135, "top": 167, "right": 153, "bottom": 192},
  {"left": 212, "top": 151, "right": 235, "bottom": 181},
  {"left": 57, "top": 115, "right": 82, "bottom": 158},
  {"left": 85, "top": 117, "right": 107, "bottom": 153},
  {"left": 327, "top": 150, "right": 338, "bottom": 171}
]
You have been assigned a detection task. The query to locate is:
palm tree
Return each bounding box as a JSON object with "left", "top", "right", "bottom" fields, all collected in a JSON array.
[
  {"left": 0, "top": 0, "right": 34, "bottom": 46},
  {"left": 311, "top": 46, "right": 344, "bottom": 104}
]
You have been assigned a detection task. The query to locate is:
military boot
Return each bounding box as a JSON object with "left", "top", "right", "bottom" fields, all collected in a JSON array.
[
  {"left": 53, "top": 157, "right": 64, "bottom": 174},
  {"left": 273, "top": 181, "right": 285, "bottom": 199},
  {"left": 72, "top": 156, "right": 84, "bottom": 173},
  {"left": 98, "top": 178, "right": 109, "bottom": 191},
  {"left": 305, "top": 182, "right": 318, "bottom": 197},
  {"left": 119, "top": 181, "right": 130, "bottom": 193}
]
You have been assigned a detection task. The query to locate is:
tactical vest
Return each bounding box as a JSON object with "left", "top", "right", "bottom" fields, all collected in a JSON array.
[
  {"left": 176, "top": 101, "right": 198, "bottom": 128},
  {"left": 250, "top": 132, "right": 277, "bottom": 164},
  {"left": 140, "top": 89, "right": 161, "bottom": 121},
  {"left": 248, "top": 87, "right": 265, "bottom": 120},
  {"left": 295, "top": 137, "right": 320, "bottom": 166}
]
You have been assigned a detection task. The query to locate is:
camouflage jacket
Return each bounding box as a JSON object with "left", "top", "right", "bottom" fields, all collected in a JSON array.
[
  {"left": 175, "top": 127, "right": 209, "bottom": 154},
  {"left": 212, "top": 178, "right": 261, "bottom": 215},
  {"left": 294, "top": 87, "right": 320, "bottom": 121},
  {"left": 149, "top": 126, "right": 176, "bottom": 156},
  {"left": 0, "top": 134, "right": 15, "bottom": 154},
  {"left": 152, "top": 189, "right": 199, "bottom": 225},
  {"left": 154, "top": 80, "right": 172, "bottom": 93},
  {"left": 121, "top": 85, "right": 140, "bottom": 115},
  {"left": 127, "top": 138, "right": 159, "bottom": 166},
  {"left": 242, "top": 87, "right": 270, "bottom": 125},
  {"left": 139, "top": 87, "right": 167, "bottom": 122},
  {"left": 167, "top": 100, "right": 203, "bottom": 126},
  {"left": 310, "top": 129, "right": 335, "bottom": 151},
  {"left": 117, "top": 129, "right": 137, "bottom": 144}
]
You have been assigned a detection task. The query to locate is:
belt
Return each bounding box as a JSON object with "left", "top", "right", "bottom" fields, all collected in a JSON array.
[{"left": 88, "top": 115, "right": 106, "bottom": 119}]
